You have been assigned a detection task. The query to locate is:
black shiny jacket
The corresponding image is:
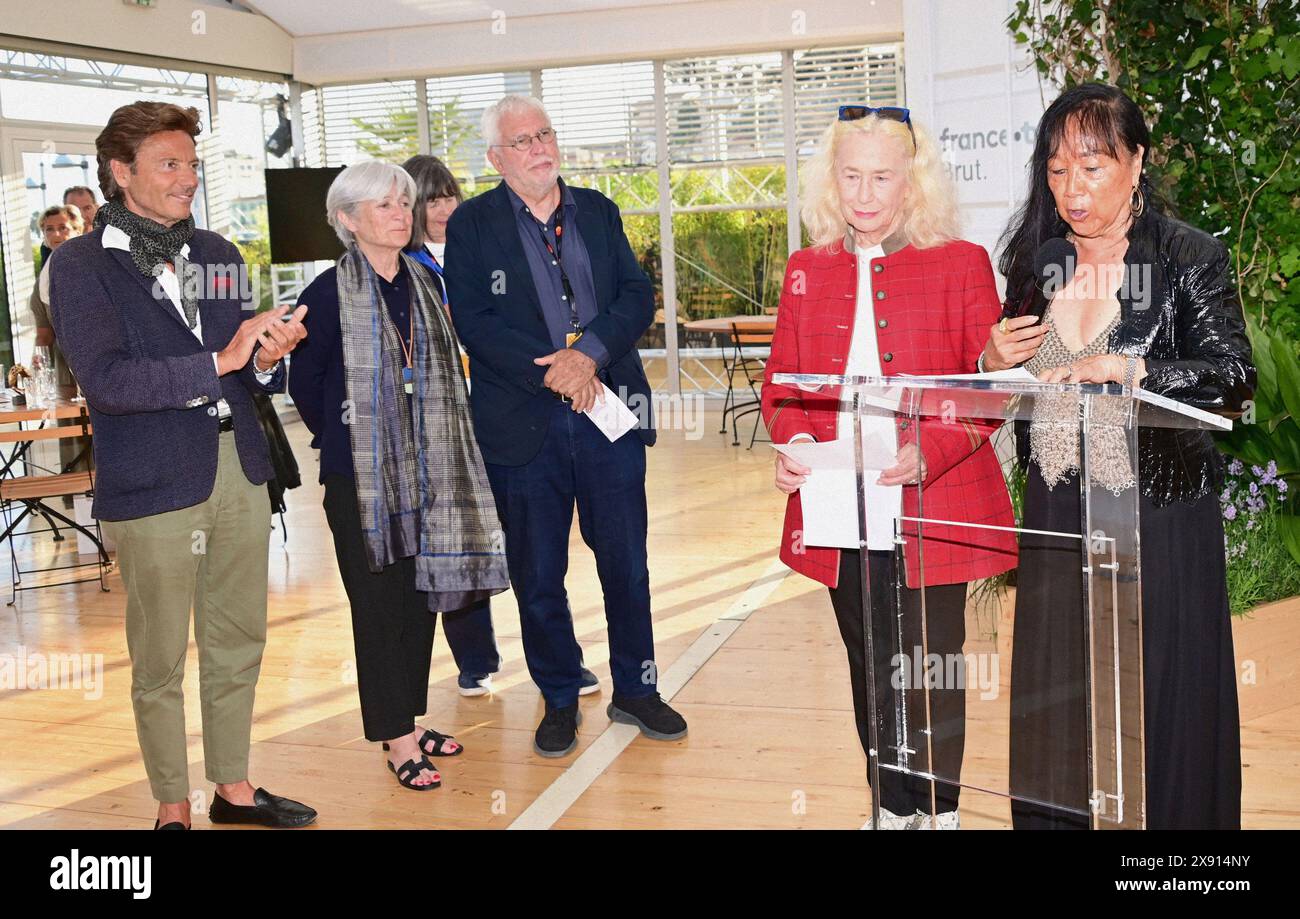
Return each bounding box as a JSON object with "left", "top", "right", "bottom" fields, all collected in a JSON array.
[{"left": 1011, "top": 209, "right": 1256, "bottom": 507}]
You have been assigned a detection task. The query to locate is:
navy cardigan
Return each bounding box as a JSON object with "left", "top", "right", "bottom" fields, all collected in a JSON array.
[
  {"left": 287, "top": 261, "right": 416, "bottom": 483},
  {"left": 48, "top": 225, "right": 284, "bottom": 522}
]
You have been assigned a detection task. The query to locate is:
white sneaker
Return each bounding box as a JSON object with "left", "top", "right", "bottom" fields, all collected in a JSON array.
[
  {"left": 457, "top": 674, "right": 493, "bottom": 697},
  {"left": 914, "top": 809, "right": 961, "bottom": 830},
  {"left": 861, "top": 807, "right": 916, "bottom": 830},
  {"left": 577, "top": 667, "right": 600, "bottom": 696}
]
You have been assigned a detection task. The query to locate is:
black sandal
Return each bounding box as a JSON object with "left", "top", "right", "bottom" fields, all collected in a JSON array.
[
  {"left": 387, "top": 755, "right": 440, "bottom": 790},
  {"left": 416, "top": 728, "right": 463, "bottom": 757},
  {"left": 382, "top": 728, "right": 463, "bottom": 757}
]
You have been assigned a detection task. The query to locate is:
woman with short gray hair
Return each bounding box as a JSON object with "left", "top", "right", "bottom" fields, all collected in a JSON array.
[{"left": 289, "top": 160, "right": 510, "bottom": 790}]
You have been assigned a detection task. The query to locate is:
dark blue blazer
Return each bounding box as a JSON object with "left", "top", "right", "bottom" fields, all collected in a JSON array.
[
  {"left": 48, "top": 225, "right": 283, "bottom": 521},
  {"left": 445, "top": 182, "right": 656, "bottom": 467}
]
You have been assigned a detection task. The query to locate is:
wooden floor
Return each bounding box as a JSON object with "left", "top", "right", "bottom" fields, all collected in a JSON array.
[{"left": 0, "top": 405, "right": 1296, "bottom": 829}]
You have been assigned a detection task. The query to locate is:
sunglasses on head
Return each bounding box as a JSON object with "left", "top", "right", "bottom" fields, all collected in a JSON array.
[{"left": 838, "top": 105, "right": 916, "bottom": 146}]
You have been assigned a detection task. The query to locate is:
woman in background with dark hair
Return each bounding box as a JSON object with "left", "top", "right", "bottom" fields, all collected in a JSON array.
[
  {"left": 399, "top": 154, "right": 500, "bottom": 697},
  {"left": 401, "top": 155, "right": 601, "bottom": 699},
  {"left": 983, "top": 83, "right": 1253, "bottom": 829},
  {"left": 403, "top": 155, "right": 462, "bottom": 307}
]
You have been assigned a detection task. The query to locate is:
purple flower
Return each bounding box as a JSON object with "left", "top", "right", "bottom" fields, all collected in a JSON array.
[
  {"left": 1279, "top": 479, "right": 1289, "bottom": 494},
  {"left": 1224, "top": 504, "right": 1237, "bottom": 521},
  {"left": 1228, "top": 458, "right": 1244, "bottom": 475},
  {"left": 1251, "top": 464, "right": 1264, "bottom": 477},
  {"left": 1221, "top": 488, "right": 1232, "bottom": 502},
  {"left": 1249, "top": 481, "right": 1259, "bottom": 496}
]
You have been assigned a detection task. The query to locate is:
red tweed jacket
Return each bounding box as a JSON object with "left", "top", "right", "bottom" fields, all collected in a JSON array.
[{"left": 761, "top": 234, "right": 1018, "bottom": 589}]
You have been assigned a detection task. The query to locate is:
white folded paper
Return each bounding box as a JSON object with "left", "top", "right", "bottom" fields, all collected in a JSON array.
[
  {"left": 583, "top": 382, "right": 641, "bottom": 442},
  {"left": 772, "top": 433, "right": 902, "bottom": 550}
]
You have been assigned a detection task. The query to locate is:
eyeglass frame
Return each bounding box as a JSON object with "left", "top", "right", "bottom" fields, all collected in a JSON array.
[{"left": 491, "top": 127, "right": 559, "bottom": 153}]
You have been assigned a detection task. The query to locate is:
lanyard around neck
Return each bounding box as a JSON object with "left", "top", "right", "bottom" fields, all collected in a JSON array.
[{"left": 525, "top": 201, "right": 579, "bottom": 330}]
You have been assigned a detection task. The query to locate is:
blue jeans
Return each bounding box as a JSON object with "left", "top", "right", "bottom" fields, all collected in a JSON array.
[
  {"left": 439, "top": 598, "right": 500, "bottom": 678},
  {"left": 485, "top": 400, "right": 656, "bottom": 708}
]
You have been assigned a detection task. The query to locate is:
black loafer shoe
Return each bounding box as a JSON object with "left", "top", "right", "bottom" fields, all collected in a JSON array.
[
  {"left": 208, "top": 787, "right": 317, "bottom": 828},
  {"left": 607, "top": 692, "right": 688, "bottom": 740},
  {"left": 153, "top": 819, "right": 189, "bottom": 830},
  {"left": 534, "top": 705, "right": 582, "bottom": 758}
]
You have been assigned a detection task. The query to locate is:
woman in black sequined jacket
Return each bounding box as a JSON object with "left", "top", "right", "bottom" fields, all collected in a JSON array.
[
  {"left": 1002, "top": 205, "right": 1255, "bottom": 503},
  {"left": 982, "top": 83, "right": 1253, "bottom": 830}
]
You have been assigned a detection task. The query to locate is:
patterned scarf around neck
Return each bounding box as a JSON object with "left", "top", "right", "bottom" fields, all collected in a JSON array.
[
  {"left": 336, "top": 245, "right": 509, "bottom": 612},
  {"left": 97, "top": 198, "right": 199, "bottom": 326}
]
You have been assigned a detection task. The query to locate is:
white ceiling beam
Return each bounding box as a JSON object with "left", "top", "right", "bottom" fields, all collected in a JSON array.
[{"left": 288, "top": 0, "right": 902, "bottom": 86}]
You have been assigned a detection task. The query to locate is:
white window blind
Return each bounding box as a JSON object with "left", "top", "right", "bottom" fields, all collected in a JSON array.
[
  {"left": 540, "top": 61, "right": 656, "bottom": 171},
  {"left": 424, "top": 71, "right": 532, "bottom": 180},
  {"left": 793, "top": 43, "right": 904, "bottom": 156},
  {"left": 320, "top": 79, "right": 419, "bottom": 166},
  {"left": 300, "top": 87, "right": 325, "bottom": 168},
  {"left": 664, "top": 52, "right": 785, "bottom": 165}
]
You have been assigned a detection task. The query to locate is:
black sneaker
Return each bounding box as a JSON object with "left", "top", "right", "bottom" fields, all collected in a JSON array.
[
  {"left": 607, "top": 692, "right": 688, "bottom": 740},
  {"left": 534, "top": 704, "right": 582, "bottom": 758}
]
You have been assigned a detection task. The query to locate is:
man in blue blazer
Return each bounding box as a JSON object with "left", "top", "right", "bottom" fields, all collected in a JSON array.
[
  {"left": 447, "top": 95, "right": 687, "bottom": 757},
  {"left": 48, "top": 101, "right": 315, "bottom": 829}
]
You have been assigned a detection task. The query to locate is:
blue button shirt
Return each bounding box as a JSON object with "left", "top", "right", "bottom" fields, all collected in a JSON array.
[{"left": 505, "top": 178, "right": 609, "bottom": 369}]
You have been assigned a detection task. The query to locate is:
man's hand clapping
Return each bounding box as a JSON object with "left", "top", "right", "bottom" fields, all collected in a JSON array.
[{"left": 216, "top": 305, "right": 308, "bottom": 376}]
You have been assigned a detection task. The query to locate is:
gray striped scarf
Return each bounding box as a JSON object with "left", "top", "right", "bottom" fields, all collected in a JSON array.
[{"left": 336, "top": 245, "right": 509, "bottom": 611}]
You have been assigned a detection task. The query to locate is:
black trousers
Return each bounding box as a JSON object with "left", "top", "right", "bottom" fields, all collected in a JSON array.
[
  {"left": 827, "top": 548, "right": 969, "bottom": 815},
  {"left": 1010, "top": 465, "right": 1242, "bottom": 829},
  {"left": 323, "top": 474, "right": 437, "bottom": 742}
]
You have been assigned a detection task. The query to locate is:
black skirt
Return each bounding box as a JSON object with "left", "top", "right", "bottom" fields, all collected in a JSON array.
[{"left": 1009, "top": 464, "right": 1242, "bottom": 829}]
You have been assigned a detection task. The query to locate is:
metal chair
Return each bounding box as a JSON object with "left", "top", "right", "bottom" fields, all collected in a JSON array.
[
  {"left": 723, "top": 322, "right": 773, "bottom": 448},
  {"left": 0, "top": 409, "right": 110, "bottom": 604}
]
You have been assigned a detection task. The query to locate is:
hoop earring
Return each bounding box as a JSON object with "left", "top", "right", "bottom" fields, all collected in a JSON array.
[{"left": 1131, "top": 185, "right": 1145, "bottom": 218}]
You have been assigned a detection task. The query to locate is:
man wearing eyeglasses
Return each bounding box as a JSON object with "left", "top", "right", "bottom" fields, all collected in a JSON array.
[{"left": 446, "top": 94, "right": 687, "bottom": 758}]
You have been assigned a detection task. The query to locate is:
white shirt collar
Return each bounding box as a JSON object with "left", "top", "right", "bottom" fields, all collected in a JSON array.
[{"left": 102, "top": 223, "right": 191, "bottom": 260}]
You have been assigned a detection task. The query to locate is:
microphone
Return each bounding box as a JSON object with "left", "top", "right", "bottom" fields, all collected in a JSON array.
[{"left": 1034, "top": 237, "right": 1077, "bottom": 297}]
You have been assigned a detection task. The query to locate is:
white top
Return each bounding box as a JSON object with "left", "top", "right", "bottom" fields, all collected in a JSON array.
[
  {"left": 37, "top": 260, "right": 52, "bottom": 307},
  {"left": 838, "top": 243, "right": 901, "bottom": 550},
  {"left": 424, "top": 240, "right": 446, "bottom": 264},
  {"left": 101, "top": 224, "right": 273, "bottom": 419}
]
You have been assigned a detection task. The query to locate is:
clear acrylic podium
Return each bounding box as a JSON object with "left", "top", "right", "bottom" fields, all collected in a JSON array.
[{"left": 772, "top": 373, "right": 1232, "bottom": 829}]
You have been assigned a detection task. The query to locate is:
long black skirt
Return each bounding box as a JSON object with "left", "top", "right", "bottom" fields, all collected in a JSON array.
[{"left": 1009, "top": 464, "right": 1242, "bottom": 829}]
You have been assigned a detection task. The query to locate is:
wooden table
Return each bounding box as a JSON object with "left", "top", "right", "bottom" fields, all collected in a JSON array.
[
  {"left": 683, "top": 315, "right": 777, "bottom": 333},
  {"left": 0, "top": 388, "right": 90, "bottom": 425},
  {"left": 0, "top": 388, "right": 90, "bottom": 465}
]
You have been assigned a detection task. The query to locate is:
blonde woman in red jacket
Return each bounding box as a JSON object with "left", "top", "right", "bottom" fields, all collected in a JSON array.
[{"left": 761, "top": 107, "right": 1017, "bottom": 829}]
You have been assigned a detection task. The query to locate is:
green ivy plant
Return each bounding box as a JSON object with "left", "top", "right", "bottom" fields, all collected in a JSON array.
[
  {"left": 1007, "top": 0, "right": 1300, "bottom": 343},
  {"left": 1006, "top": 0, "right": 1300, "bottom": 605}
]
